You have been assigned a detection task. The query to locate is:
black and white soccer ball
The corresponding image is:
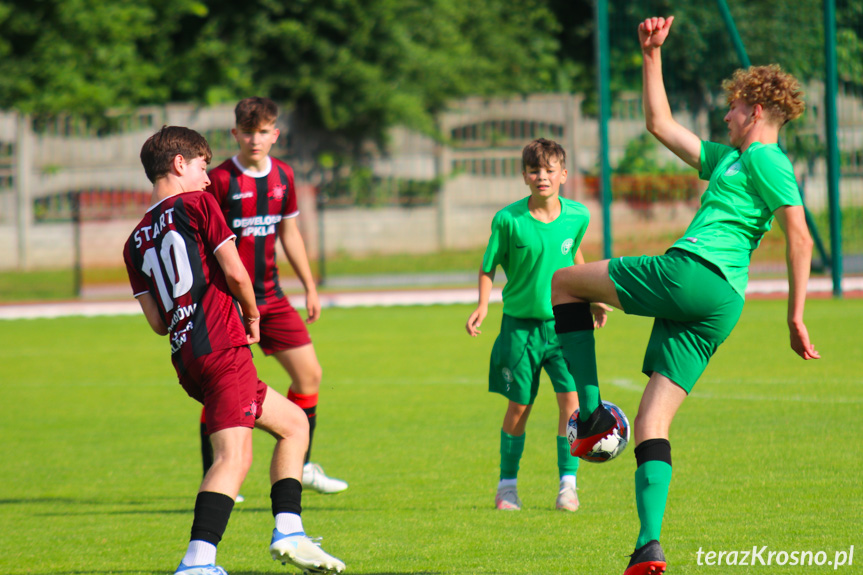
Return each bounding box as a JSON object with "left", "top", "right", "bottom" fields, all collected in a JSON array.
[{"left": 566, "top": 401, "right": 631, "bottom": 463}]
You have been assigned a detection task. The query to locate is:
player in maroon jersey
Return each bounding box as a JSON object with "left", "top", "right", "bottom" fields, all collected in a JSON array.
[
  {"left": 124, "top": 126, "right": 345, "bottom": 575},
  {"left": 201, "top": 97, "right": 347, "bottom": 494}
]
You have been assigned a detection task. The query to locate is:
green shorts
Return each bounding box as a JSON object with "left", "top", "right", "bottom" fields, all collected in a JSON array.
[
  {"left": 608, "top": 248, "right": 745, "bottom": 393},
  {"left": 489, "top": 314, "right": 576, "bottom": 405}
]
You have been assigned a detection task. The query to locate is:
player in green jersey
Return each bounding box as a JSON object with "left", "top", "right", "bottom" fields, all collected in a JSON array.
[
  {"left": 549, "top": 16, "right": 820, "bottom": 575},
  {"left": 466, "top": 138, "right": 608, "bottom": 512}
]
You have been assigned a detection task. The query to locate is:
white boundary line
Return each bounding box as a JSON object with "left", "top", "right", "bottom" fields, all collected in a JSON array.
[{"left": 1, "top": 277, "right": 861, "bottom": 320}]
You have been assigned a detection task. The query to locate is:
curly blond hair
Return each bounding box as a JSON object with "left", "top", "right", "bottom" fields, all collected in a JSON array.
[{"left": 722, "top": 64, "right": 805, "bottom": 124}]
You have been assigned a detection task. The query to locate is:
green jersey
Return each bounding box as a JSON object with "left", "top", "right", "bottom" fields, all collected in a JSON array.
[
  {"left": 482, "top": 197, "right": 590, "bottom": 320},
  {"left": 670, "top": 141, "right": 802, "bottom": 296}
]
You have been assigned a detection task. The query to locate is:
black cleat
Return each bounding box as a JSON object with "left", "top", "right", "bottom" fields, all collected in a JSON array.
[
  {"left": 570, "top": 403, "right": 618, "bottom": 458},
  {"left": 623, "top": 540, "right": 666, "bottom": 575}
]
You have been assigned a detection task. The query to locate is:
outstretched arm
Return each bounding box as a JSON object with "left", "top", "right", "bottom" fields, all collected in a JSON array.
[
  {"left": 639, "top": 16, "right": 702, "bottom": 170},
  {"left": 774, "top": 205, "right": 819, "bottom": 360}
]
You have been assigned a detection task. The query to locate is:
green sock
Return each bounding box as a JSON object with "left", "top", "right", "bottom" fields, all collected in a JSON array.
[
  {"left": 557, "top": 330, "right": 601, "bottom": 420},
  {"left": 634, "top": 460, "right": 673, "bottom": 548},
  {"left": 499, "top": 430, "right": 525, "bottom": 480},
  {"left": 556, "top": 435, "right": 579, "bottom": 477}
]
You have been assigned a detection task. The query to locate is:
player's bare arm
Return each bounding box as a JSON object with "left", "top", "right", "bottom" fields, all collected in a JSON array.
[
  {"left": 136, "top": 292, "right": 169, "bottom": 336},
  {"left": 640, "top": 15, "right": 702, "bottom": 169},
  {"left": 278, "top": 217, "right": 321, "bottom": 324},
  {"left": 215, "top": 240, "right": 261, "bottom": 344},
  {"left": 774, "top": 205, "right": 820, "bottom": 360},
  {"left": 466, "top": 268, "right": 495, "bottom": 337}
]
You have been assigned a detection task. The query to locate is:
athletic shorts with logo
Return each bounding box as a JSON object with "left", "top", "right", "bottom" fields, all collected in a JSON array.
[
  {"left": 257, "top": 296, "right": 312, "bottom": 355},
  {"left": 608, "top": 248, "right": 745, "bottom": 393},
  {"left": 174, "top": 346, "right": 268, "bottom": 434},
  {"left": 489, "top": 314, "right": 577, "bottom": 405}
]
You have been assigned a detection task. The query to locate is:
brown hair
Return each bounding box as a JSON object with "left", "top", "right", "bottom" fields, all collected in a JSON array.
[
  {"left": 722, "top": 64, "right": 805, "bottom": 124},
  {"left": 522, "top": 138, "right": 566, "bottom": 171},
  {"left": 140, "top": 126, "right": 212, "bottom": 183},
  {"left": 235, "top": 97, "right": 279, "bottom": 130}
]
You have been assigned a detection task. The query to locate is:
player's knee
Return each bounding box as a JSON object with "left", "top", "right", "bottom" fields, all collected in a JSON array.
[
  {"left": 551, "top": 268, "right": 572, "bottom": 305},
  {"left": 309, "top": 363, "right": 323, "bottom": 387},
  {"left": 269, "top": 401, "right": 310, "bottom": 441},
  {"left": 214, "top": 446, "right": 254, "bottom": 475},
  {"left": 633, "top": 411, "right": 669, "bottom": 444},
  {"left": 291, "top": 363, "right": 322, "bottom": 393}
]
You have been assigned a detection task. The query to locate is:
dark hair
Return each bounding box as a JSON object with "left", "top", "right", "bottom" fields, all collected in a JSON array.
[
  {"left": 140, "top": 126, "right": 212, "bottom": 183},
  {"left": 522, "top": 138, "right": 566, "bottom": 171},
  {"left": 235, "top": 97, "right": 279, "bottom": 130}
]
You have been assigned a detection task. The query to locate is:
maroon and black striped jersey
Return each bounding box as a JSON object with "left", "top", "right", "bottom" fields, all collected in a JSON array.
[
  {"left": 123, "top": 191, "right": 249, "bottom": 363},
  {"left": 207, "top": 156, "right": 299, "bottom": 305}
]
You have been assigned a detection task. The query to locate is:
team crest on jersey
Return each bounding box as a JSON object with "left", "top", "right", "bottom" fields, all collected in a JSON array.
[
  {"left": 724, "top": 161, "right": 742, "bottom": 177},
  {"left": 268, "top": 184, "right": 287, "bottom": 200},
  {"left": 561, "top": 238, "right": 574, "bottom": 255}
]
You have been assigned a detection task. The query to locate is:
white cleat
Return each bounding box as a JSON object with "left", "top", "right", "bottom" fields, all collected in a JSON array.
[
  {"left": 555, "top": 484, "right": 579, "bottom": 512},
  {"left": 495, "top": 485, "right": 522, "bottom": 510},
  {"left": 302, "top": 463, "right": 348, "bottom": 494},
  {"left": 269, "top": 530, "right": 345, "bottom": 574}
]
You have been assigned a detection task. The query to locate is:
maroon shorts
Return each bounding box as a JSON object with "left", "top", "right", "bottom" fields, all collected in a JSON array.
[
  {"left": 175, "top": 346, "right": 268, "bottom": 434},
  {"left": 257, "top": 296, "right": 312, "bottom": 355}
]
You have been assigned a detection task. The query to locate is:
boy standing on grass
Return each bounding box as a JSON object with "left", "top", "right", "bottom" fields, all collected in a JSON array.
[
  {"left": 124, "top": 126, "right": 345, "bottom": 575},
  {"left": 550, "top": 16, "right": 819, "bottom": 575},
  {"left": 200, "top": 97, "right": 347, "bottom": 495},
  {"left": 466, "top": 138, "right": 608, "bottom": 512}
]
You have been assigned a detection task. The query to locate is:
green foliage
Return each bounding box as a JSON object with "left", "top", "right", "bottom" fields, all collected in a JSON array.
[
  {"left": 0, "top": 0, "right": 564, "bottom": 146},
  {"left": 1, "top": 0, "right": 862, "bottom": 149},
  {"left": 614, "top": 133, "right": 689, "bottom": 175},
  {"left": 604, "top": 134, "right": 701, "bottom": 205},
  {"left": 0, "top": 0, "right": 207, "bottom": 120}
]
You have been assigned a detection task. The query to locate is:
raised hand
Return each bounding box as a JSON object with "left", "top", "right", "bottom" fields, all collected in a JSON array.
[{"left": 639, "top": 16, "right": 674, "bottom": 51}]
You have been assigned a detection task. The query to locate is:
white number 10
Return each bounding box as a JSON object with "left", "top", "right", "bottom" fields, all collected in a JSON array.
[{"left": 141, "top": 230, "right": 193, "bottom": 311}]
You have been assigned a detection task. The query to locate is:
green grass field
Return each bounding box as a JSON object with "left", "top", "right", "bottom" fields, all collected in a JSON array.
[{"left": 1, "top": 299, "right": 861, "bottom": 574}]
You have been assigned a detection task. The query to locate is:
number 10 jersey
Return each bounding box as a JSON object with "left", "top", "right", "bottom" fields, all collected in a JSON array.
[{"left": 123, "top": 191, "right": 249, "bottom": 364}]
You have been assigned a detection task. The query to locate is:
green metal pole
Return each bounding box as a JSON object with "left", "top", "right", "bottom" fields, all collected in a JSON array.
[
  {"left": 596, "top": 0, "right": 613, "bottom": 259},
  {"left": 716, "top": 0, "right": 751, "bottom": 67},
  {"left": 716, "top": 0, "right": 832, "bottom": 280},
  {"left": 823, "top": 0, "right": 842, "bottom": 297}
]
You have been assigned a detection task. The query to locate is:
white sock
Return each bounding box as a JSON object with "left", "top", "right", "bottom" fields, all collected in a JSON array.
[
  {"left": 182, "top": 540, "right": 217, "bottom": 566},
  {"left": 275, "top": 512, "right": 304, "bottom": 535},
  {"left": 498, "top": 478, "right": 517, "bottom": 489},
  {"left": 560, "top": 475, "right": 576, "bottom": 490}
]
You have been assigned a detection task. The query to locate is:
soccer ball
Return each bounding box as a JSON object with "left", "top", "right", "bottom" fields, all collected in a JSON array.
[{"left": 566, "top": 401, "right": 630, "bottom": 463}]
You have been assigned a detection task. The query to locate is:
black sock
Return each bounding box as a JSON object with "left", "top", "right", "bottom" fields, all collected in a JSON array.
[
  {"left": 190, "top": 491, "right": 234, "bottom": 545},
  {"left": 271, "top": 477, "right": 303, "bottom": 517}
]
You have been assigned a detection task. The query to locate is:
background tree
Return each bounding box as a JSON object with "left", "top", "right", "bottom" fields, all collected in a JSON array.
[{"left": 0, "top": 0, "right": 209, "bottom": 124}]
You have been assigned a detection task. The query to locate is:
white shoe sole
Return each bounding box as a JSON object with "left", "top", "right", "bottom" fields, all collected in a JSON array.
[{"left": 270, "top": 544, "right": 345, "bottom": 573}]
